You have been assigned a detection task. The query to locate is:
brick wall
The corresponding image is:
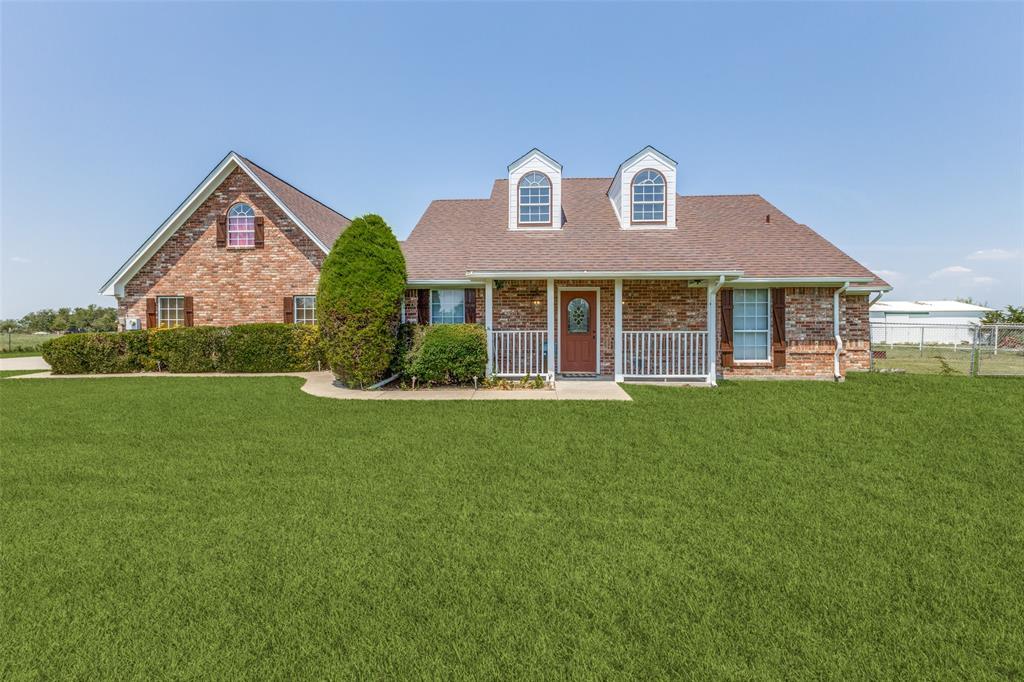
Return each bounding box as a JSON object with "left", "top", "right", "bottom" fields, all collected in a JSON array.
[
  {"left": 721, "top": 287, "right": 871, "bottom": 379},
  {"left": 118, "top": 168, "right": 323, "bottom": 327},
  {"left": 622, "top": 280, "right": 706, "bottom": 331}
]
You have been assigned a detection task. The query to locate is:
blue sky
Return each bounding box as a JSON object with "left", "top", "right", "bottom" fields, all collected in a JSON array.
[{"left": 1, "top": 1, "right": 1021, "bottom": 318}]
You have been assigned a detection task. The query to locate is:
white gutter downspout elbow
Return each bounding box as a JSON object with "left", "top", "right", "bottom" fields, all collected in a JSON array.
[{"left": 833, "top": 282, "right": 850, "bottom": 381}]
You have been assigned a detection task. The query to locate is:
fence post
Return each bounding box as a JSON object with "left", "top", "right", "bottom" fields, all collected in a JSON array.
[
  {"left": 970, "top": 327, "right": 977, "bottom": 377},
  {"left": 993, "top": 324, "right": 999, "bottom": 355},
  {"left": 920, "top": 326, "right": 924, "bottom": 356}
]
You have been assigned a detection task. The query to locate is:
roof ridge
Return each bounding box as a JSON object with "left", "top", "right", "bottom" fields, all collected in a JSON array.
[{"left": 238, "top": 155, "right": 351, "bottom": 222}]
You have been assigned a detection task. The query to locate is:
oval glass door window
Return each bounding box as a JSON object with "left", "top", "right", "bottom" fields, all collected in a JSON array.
[{"left": 567, "top": 298, "right": 590, "bottom": 333}]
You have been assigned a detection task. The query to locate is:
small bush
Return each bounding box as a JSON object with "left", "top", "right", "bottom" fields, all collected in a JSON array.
[
  {"left": 220, "top": 323, "right": 308, "bottom": 373},
  {"left": 404, "top": 324, "right": 486, "bottom": 385},
  {"left": 291, "top": 324, "right": 326, "bottom": 371},
  {"left": 41, "top": 331, "right": 152, "bottom": 374},
  {"left": 148, "top": 326, "right": 226, "bottom": 373}
]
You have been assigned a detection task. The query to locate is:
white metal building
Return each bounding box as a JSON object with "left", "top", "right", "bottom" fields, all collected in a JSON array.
[{"left": 870, "top": 300, "right": 992, "bottom": 345}]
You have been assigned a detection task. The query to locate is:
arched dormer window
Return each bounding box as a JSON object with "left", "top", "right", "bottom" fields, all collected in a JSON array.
[
  {"left": 518, "top": 172, "right": 551, "bottom": 225},
  {"left": 631, "top": 169, "right": 666, "bottom": 223},
  {"left": 227, "top": 203, "right": 256, "bottom": 247}
]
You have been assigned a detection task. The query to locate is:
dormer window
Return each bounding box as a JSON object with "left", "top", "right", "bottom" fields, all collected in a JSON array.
[
  {"left": 227, "top": 203, "right": 256, "bottom": 247},
  {"left": 631, "top": 169, "right": 666, "bottom": 223},
  {"left": 518, "top": 172, "right": 551, "bottom": 225}
]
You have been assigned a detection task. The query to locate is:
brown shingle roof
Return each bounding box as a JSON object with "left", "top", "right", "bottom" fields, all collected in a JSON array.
[
  {"left": 402, "top": 178, "right": 887, "bottom": 287},
  {"left": 238, "top": 156, "right": 351, "bottom": 248}
]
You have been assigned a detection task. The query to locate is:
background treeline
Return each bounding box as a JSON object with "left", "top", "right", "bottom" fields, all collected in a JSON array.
[{"left": 1, "top": 305, "right": 117, "bottom": 333}]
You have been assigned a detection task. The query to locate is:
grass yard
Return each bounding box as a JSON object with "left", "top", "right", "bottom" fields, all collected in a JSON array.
[
  {"left": 0, "top": 332, "right": 57, "bottom": 356},
  {"left": 873, "top": 344, "right": 1024, "bottom": 376},
  {"left": 1, "top": 374, "right": 1022, "bottom": 678}
]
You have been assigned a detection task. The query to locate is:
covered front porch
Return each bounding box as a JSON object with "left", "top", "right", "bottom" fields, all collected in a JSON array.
[{"left": 477, "top": 275, "right": 730, "bottom": 385}]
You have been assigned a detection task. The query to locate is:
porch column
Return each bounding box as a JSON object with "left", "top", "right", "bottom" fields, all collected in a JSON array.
[
  {"left": 546, "top": 278, "right": 555, "bottom": 379},
  {"left": 706, "top": 277, "right": 723, "bottom": 387},
  {"left": 614, "top": 279, "right": 623, "bottom": 382},
  {"left": 485, "top": 279, "right": 494, "bottom": 377}
]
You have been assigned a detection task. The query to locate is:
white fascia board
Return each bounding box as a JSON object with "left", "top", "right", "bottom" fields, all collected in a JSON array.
[
  {"left": 847, "top": 285, "right": 893, "bottom": 294},
  {"left": 465, "top": 270, "right": 744, "bottom": 280},
  {"left": 507, "top": 148, "right": 562, "bottom": 173},
  {"left": 731, "top": 276, "right": 875, "bottom": 285},
  {"left": 407, "top": 279, "right": 475, "bottom": 287},
  {"left": 613, "top": 145, "right": 678, "bottom": 178},
  {"left": 99, "top": 152, "right": 329, "bottom": 298}
]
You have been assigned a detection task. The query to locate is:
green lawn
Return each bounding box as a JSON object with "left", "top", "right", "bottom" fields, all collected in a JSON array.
[
  {"left": 0, "top": 332, "right": 57, "bottom": 356},
  {"left": 1, "top": 374, "right": 1021, "bottom": 678},
  {"left": 873, "top": 344, "right": 1024, "bottom": 376}
]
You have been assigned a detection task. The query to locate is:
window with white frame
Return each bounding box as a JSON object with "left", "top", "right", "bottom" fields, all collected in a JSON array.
[
  {"left": 227, "top": 203, "right": 256, "bottom": 248},
  {"left": 431, "top": 289, "right": 465, "bottom": 324},
  {"left": 294, "top": 296, "right": 316, "bottom": 324},
  {"left": 518, "top": 172, "right": 551, "bottom": 224},
  {"left": 733, "top": 289, "right": 770, "bottom": 361},
  {"left": 157, "top": 296, "right": 185, "bottom": 329},
  {"left": 631, "top": 169, "right": 666, "bottom": 222}
]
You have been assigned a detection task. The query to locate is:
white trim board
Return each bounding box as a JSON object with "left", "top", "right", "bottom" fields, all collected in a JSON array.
[{"left": 99, "top": 152, "right": 330, "bottom": 297}]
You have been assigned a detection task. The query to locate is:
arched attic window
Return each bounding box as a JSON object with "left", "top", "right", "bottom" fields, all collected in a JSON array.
[
  {"left": 227, "top": 203, "right": 256, "bottom": 247},
  {"left": 631, "top": 169, "right": 666, "bottom": 223},
  {"left": 518, "top": 172, "right": 551, "bottom": 225}
]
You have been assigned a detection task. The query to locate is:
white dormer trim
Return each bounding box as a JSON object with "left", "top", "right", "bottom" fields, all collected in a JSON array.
[
  {"left": 99, "top": 151, "right": 330, "bottom": 297},
  {"left": 608, "top": 145, "right": 678, "bottom": 230},
  {"left": 508, "top": 148, "right": 563, "bottom": 231}
]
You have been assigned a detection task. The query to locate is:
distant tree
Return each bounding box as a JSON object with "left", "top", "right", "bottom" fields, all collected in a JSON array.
[
  {"left": 982, "top": 305, "right": 1024, "bottom": 324},
  {"left": 14, "top": 305, "right": 118, "bottom": 332}
]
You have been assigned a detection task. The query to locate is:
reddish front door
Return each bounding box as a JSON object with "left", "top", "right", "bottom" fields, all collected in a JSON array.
[{"left": 560, "top": 291, "right": 597, "bottom": 373}]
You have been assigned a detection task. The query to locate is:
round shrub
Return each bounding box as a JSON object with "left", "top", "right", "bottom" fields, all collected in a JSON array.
[
  {"left": 404, "top": 324, "right": 487, "bottom": 385},
  {"left": 317, "top": 214, "right": 406, "bottom": 387},
  {"left": 41, "top": 331, "right": 152, "bottom": 374},
  {"left": 148, "top": 326, "right": 226, "bottom": 373}
]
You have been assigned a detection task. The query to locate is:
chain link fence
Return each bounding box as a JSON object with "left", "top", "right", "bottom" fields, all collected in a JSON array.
[{"left": 869, "top": 323, "right": 1024, "bottom": 376}]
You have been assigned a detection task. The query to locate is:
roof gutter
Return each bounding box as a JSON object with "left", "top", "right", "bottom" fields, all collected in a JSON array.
[
  {"left": 464, "top": 270, "right": 744, "bottom": 280},
  {"left": 833, "top": 281, "right": 850, "bottom": 381}
]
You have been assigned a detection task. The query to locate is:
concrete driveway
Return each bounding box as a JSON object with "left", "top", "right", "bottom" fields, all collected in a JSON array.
[{"left": 0, "top": 356, "right": 50, "bottom": 371}]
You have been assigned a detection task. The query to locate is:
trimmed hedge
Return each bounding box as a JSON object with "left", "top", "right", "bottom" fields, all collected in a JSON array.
[
  {"left": 41, "top": 325, "right": 325, "bottom": 375},
  {"left": 149, "top": 327, "right": 226, "bottom": 373},
  {"left": 317, "top": 214, "right": 406, "bottom": 388},
  {"left": 41, "top": 331, "right": 153, "bottom": 374},
  {"left": 404, "top": 324, "right": 487, "bottom": 385}
]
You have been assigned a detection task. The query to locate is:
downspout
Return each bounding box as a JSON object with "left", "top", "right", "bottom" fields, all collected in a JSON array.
[{"left": 833, "top": 282, "right": 850, "bottom": 381}]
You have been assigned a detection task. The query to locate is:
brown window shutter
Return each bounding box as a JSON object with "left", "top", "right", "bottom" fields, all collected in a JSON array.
[
  {"left": 254, "top": 216, "right": 265, "bottom": 248},
  {"left": 146, "top": 298, "right": 157, "bottom": 329},
  {"left": 283, "top": 296, "right": 294, "bottom": 323},
  {"left": 216, "top": 216, "right": 227, "bottom": 246},
  {"left": 464, "top": 289, "right": 477, "bottom": 323},
  {"left": 417, "top": 289, "right": 430, "bottom": 324},
  {"left": 771, "top": 288, "right": 786, "bottom": 367},
  {"left": 720, "top": 289, "right": 734, "bottom": 368},
  {"left": 184, "top": 296, "right": 194, "bottom": 327}
]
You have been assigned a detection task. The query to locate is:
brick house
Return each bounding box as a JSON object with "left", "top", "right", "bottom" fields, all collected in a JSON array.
[
  {"left": 100, "top": 152, "right": 350, "bottom": 329},
  {"left": 400, "top": 147, "right": 889, "bottom": 383},
  {"left": 102, "top": 147, "right": 888, "bottom": 383}
]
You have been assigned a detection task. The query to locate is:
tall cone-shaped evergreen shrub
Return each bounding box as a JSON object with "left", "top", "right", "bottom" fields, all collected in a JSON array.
[{"left": 316, "top": 214, "right": 406, "bottom": 387}]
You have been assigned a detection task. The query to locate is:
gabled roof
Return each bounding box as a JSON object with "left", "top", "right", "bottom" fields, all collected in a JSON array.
[
  {"left": 100, "top": 152, "right": 350, "bottom": 296},
  {"left": 508, "top": 148, "right": 562, "bottom": 172},
  {"left": 401, "top": 178, "right": 889, "bottom": 288}
]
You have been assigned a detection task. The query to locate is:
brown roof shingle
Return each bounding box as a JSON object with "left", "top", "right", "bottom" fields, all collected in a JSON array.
[
  {"left": 239, "top": 156, "right": 351, "bottom": 248},
  {"left": 402, "top": 178, "right": 887, "bottom": 287}
]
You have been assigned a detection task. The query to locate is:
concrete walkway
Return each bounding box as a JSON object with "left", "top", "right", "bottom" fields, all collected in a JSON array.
[
  {"left": 8, "top": 369, "right": 632, "bottom": 401},
  {"left": 0, "top": 356, "right": 50, "bottom": 371}
]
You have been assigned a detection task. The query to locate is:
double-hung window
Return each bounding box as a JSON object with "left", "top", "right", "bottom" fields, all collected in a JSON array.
[
  {"left": 631, "top": 169, "right": 666, "bottom": 223},
  {"left": 157, "top": 296, "right": 185, "bottom": 329},
  {"left": 733, "top": 289, "right": 770, "bottom": 361},
  {"left": 431, "top": 289, "right": 465, "bottom": 324},
  {"left": 518, "top": 172, "right": 551, "bottom": 225},
  {"left": 294, "top": 296, "right": 316, "bottom": 324}
]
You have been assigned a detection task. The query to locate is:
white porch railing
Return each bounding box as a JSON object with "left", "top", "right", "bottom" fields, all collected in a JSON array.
[
  {"left": 490, "top": 330, "right": 548, "bottom": 376},
  {"left": 622, "top": 330, "right": 708, "bottom": 378}
]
